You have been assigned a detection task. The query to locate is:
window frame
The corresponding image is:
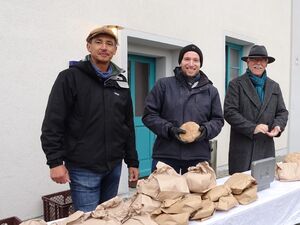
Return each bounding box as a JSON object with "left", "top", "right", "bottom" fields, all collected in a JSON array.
[{"left": 225, "top": 42, "right": 243, "bottom": 90}]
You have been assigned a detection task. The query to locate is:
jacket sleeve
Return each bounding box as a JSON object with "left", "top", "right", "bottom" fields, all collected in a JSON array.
[
  {"left": 224, "top": 80, "right": 257, "bottom": 139},
  {"left": 40, "top": 71, "right": 75, "bottom": 168},
  {"left": 202, "top": 87, "right": 224, "bottom": 139},
  {"left": 124, "top": 92, "right": 139, "bottom": 168},
  {"left": 142, "top": 79, "right": 173, "bottom": 139},
  {"left": 271, "top": 84, "right": 289, "bottom": 137}
]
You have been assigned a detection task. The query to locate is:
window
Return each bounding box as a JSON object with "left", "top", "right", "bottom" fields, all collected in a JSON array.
[{"left": 225, "top": 42, "right": 243, "bottom": 90}]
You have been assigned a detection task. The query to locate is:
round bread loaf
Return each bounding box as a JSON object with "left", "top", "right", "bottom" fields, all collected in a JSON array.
[{"left": 179, "top": 121, "right": 201, "bottom": 143}]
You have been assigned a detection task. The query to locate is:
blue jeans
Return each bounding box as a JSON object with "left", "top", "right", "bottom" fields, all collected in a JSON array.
[
  {"left": 67, "top": 163, "right": 122, "bottom": 212},
  {"left": 152, "top": 158, "right": 204, "bottom": 174}
]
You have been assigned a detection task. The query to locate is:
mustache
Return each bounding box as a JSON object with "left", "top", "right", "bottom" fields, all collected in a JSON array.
[{"left": 253, "top": 65, "right": 264, "bottom": 69}]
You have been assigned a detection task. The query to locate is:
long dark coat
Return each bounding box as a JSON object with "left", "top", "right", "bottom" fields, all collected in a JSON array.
[{"left": 224, "top": 73, "right": 288, "bottom": 174}]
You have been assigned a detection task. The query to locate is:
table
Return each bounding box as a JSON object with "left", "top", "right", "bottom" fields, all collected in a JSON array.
[
  {"left": 48, "top": 174, "right": 300, "bottom": 225},
  {"left": 190, "top": 175, "right": 300, "bottom": 225}
]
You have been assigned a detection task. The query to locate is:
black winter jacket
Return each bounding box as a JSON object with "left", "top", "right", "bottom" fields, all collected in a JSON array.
[
  {"left": 41, "top": 60, "right": 139, "bottom": 173},
  {"left": 142, "top": 67, "right": 224, "bottom": 161}
]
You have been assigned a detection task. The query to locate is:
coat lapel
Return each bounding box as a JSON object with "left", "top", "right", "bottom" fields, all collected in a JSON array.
[
  {"left": 257, "top": 78, "right": 275, "bottom": 120},
  {"left": 240, "top": 74, "right": 261, "bottom": 110}
]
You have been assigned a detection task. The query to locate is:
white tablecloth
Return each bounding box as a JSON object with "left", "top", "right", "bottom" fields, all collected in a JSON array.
[{"left": 190, "top": 175, "right": 300, "bottom": 225}]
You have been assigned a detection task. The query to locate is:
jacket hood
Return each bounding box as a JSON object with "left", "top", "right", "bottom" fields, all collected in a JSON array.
[
  {"left": 173, "top": 66, "right": 212, "bottom": 88},
  {"left": 70, "top": 55, "right": 125, "bottom": 78},
  {"left": 69, "top": 56, "right": 128, "bottom": 88}
]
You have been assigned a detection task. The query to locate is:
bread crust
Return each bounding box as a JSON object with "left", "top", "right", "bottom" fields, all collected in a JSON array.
[{"left": 179, "top": 121, "right": 201, "bottom": 143}]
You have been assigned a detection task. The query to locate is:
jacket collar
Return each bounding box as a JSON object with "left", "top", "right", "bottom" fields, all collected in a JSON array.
[
  {"left": 240, "top": 74, "right": 261, "bottom": 109},
  {"left": 71, "top": 57, "right": 128, "bottom": 88},
  {"left": 173, "top": 67, "right": 211, "bottom": 89}
]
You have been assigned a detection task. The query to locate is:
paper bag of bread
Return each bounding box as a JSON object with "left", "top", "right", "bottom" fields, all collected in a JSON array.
[
  {"left": 275, "top": 162, "right": 300, "bottom": 181},
  {"left": 184, "top": 161, "right": 216, "bottom": 194},
  {"left": 137, "top": 162, "right": 190, "bottom": 201},
  {"left": 224, "top": 173, "right": 258, "bottom": 205},
  {"left": 284, "top": 153, "right": 300, "bottom": 164}
]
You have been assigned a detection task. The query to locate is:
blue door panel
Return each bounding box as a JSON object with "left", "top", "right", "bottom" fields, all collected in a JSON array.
[
  {"left": 128, "top": 55, "right": 155, "bottom": 178},
  {"left": 135, "top": 126, "right": 150, "bottom": 160}
]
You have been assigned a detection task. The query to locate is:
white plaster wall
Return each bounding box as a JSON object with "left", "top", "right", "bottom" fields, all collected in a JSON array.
[
  {"left": 0, "top": 0, "right": 291, "bottom": 220},
  {"left": 289, "top": 0, "right": 300, "bottom": 152}
]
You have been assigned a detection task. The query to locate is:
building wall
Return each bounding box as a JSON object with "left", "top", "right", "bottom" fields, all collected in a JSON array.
[
  {"left": 289, "top": 0, "right": 300, "bottom": 152},
  {"left": 0, "top": 0, "right": 291, "bottom": 220}
]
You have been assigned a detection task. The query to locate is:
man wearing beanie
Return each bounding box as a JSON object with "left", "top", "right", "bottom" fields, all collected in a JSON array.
[
  {"left": 41, "top": 26, "right": 139, "bottom": 212},
  {"left": 143, "top": 44, "right": 224, "bottom": 174}
]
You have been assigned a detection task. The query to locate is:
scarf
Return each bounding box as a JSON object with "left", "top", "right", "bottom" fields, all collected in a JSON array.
[
  {"left": 182, "top": 71, "right": 201, "bottom": 87},
  {"left": 85, "top": 55, "right": 113, "bottom": 79},
  {"left": 91, "top": 63, "right": 113, "bottom": 79},
  {"left": 247, "top": 68, "right": 267, "bottom": 103}
]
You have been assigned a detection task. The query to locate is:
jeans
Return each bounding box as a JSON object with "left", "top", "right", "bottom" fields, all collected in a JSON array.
[
  {"left": 152, "top": 158, "right": 205, "bottom": 174},
  {"left": 67, "top": 163, "right": 122, "bottom": 212}
]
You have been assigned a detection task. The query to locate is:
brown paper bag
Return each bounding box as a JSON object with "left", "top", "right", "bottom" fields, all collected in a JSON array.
[
  {"left": 153, "top": 212, "right": 190, "bottom": 225},
  {"left": 122, "top": 215, "right": 158, "bottom": 225},
  {"left": 284, "top": 153, "right": 300, "bottom": 164},
  {"left": 203, "top": 184, "right": 231, "bottom": 202},
  {"left": 130, "top": 193, "right": 161, "bottom": 214},
  {"left": 53, "top": 211, "right": 90, "bottom": 225},
  {"left": 136, "top": 178, "right": 160, "bottom": 199},
  {"left": 161, "top": 197, "right": 182, "bottom": 208},
  {"left": 215, "top": 194, "right": 238, "bottom": 211},
  {"left": 184, "top": 162, "right": 216, "bottom": 194},
  {"left": 92, "top": 196, "right": 132, "bottom": 223},
  {"left": 161, "top": 194, "right": 202, "bottom": 214},
  {"left": 137, "top": 162, "right": 189, "bottom": 201},
  {"left": 82, "top": 217, "right": 121, "bottom": 225},
  {"left": 20, "top": 219, "right": 47, "bottom": 225},
  {"left": 190, "top": 199, "right": 215, "bottom": 221},
  {"left": 234, "top": 185, "right": 258, "bottom": 205},
  {"left": 224, "top": 173, "right": 257, "bottom": 194},
  {"left": 276, "top": 162, "right": 300, "bottom": 181}
]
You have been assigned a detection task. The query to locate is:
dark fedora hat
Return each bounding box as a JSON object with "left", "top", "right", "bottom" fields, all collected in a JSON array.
[{"left": 241, "top": 45, "right": 275, "bottom": 64}]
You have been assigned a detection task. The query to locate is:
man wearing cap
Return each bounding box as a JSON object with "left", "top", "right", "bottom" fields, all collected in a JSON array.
[
  {"left": 224, "top": 45, "right": 288, "bottom": 174},
  {"left": 142, "top": 44, "right": 224, "bottom": 174},
  {"left": 41, "top": 26, "right": 139, "bottom": 211}
]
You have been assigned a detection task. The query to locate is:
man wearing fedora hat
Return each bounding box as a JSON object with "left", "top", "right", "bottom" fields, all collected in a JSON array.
[
  {"left": 41, "top": 26, "right": 139, "bottom": 211},
  {"left": 143, "top": 44, "right": 224, "bottom": 174},
  {"left": 224, "top": 45, "right": 288, "bottom": 174}
]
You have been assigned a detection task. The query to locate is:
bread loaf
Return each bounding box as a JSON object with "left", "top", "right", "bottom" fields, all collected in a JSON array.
[{"left": 179, "top": 121, "right": 201, "bottom": 143}]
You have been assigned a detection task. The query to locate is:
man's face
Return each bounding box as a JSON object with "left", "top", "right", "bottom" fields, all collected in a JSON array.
[
  {"left": 87, "top": 34, "right": 117, "bottom": 64},
  {"left": 247, "top": 57, "right": 268, "bottom": 76},
  {"left": 180, "top": 51, "right": 201, "bottom": 77}
]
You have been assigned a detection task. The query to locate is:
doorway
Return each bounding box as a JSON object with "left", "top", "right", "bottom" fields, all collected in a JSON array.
[{"left": 128, "top": 55, "right": 156, "bottom": 177}]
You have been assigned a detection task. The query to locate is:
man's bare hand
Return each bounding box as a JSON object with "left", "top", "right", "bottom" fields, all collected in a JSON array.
[
  {"left": 254, "top": 124, "right": 269, "bottom": 134},
  {"left": 266, "top": 126, "right": 281, "bottom": 137},
  {"left": 128, "top": 167, "right": 139, "bottom": 182},
  {"left": 50, "top": 165, "right": 70, "bottom": 184}
]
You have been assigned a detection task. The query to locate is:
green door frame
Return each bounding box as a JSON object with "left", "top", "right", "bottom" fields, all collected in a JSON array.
[
  {"left": 128, "top": 54, "right": 156, "bottom": 177},
  {"left": 225, "top": 42, "right": 243, "bottom": 91}
]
